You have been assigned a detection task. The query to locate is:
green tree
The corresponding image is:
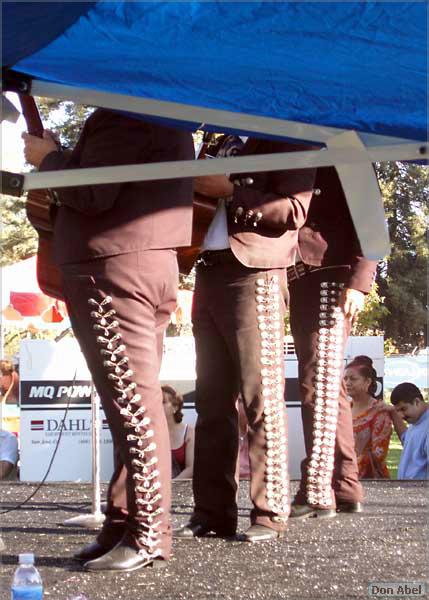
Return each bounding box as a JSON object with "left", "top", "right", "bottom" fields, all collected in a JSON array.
[
  {"left": 0, "top": 195, "right": 37, "bottom": 266},
  {"left": 37, "top": 98, "right": 93, "bottom": 147},
  {"left": 353, "top": 282, "right": 389, "bottom": 337},
  {"left": 375, "top": 162, "right": 428, "bottom": 353}
]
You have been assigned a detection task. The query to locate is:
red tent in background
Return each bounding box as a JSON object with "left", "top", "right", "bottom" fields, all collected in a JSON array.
[
  {"left": 2, "top": 256, "right": 192, "bottom": 328},
  {"left": 1, "top": 256, "right": 68, "bottom": 324},
  {"left": 9, "top": 291, "right": 51, "bottom": 317},
  {"left": 8, "top": 292, "right": 66, "bottom": 322}
]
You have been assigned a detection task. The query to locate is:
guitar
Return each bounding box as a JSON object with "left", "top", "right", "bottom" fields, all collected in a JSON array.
[
  {"left": 19, "top": 95, "right": 64, "bottom": 300},
  {"left": 176, "top": 134, "right": 244, "bottom": 274}
]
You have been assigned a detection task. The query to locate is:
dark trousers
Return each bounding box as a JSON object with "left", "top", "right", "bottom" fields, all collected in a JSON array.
[
  {"left": 191, "top": 254, "right": 289, "bottom": 532},
  {"left": 289, "top": 267, "right": 363, "bottom": 507},
  {"left": 61, "top": 249, "right": 178, "bottom": 559}
]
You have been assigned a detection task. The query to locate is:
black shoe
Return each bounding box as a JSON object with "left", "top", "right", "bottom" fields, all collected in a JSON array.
[
  {"left": 73, "top": 540, "right": 117, "bottom": 562},
  {"left": 241, "top": 524, "right": 284, "bottom": 543},
  {"left": 337, "top": 501, "right": 363, "bottom": 513},
  {"left": 84, "top": 542, "right": 167, "bottom": 572},
  {"left": 173, "top": 521, "right": 236, "bottom": 539},
  {"left": 173, "top": 521, "right": 211, "bottom": 539},
  {"left": 289, "top": 504, "right": 337, "bottom": 520}
]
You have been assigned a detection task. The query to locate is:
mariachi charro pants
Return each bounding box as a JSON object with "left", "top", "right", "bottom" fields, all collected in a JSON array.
[
  {"left": 191, "top": 251, "right": 289, "bottom": 533},
  {"left": 60, "top": 250, "right": 178, "bottom": 559},
  {"left": 289, "top": 267, "right": 363, "bottom": 508}
]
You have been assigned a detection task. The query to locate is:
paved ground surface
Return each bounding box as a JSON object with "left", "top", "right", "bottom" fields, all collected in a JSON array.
[{"left": 0, "top": 480, "right": 427, "bottom": 600}]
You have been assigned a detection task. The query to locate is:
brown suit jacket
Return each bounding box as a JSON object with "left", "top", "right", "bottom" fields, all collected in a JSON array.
[
  {"left": 39, "top": 109, "right": 195, "bottom": 265},
  {"left": 227, "top": 138, "right": 317, "bottom": 269},
  {"left": 297, "top": 166, "right": 377, "bottom": 293}
]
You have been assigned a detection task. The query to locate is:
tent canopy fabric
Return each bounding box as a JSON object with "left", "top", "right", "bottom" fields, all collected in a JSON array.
[
  {"left": 2, "top": 2, "right": 96, "bottom": 67},
  {"left": 2, "top": 2, "right": 427, "bottom": 264},
  {"left": 3, "top": 1, "right": 427, "bottom": 142}
]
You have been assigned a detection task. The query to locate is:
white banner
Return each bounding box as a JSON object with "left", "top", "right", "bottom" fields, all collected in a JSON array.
[
  {"left": 19, "top": 339, "right": 114, "bottom": 482},
  {"left": 18, "top": 335, "right": 384, "bottom": 481}
]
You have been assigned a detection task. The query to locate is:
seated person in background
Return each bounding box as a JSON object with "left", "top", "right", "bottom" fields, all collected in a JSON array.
[
  {"left": 345, "top": 356, "right": 392, "bottom": 478},
  {"left": 0, "top": 360, "right": 19, "bottom": 404},
  {"left": 0, "top": 429, "right": 18, "bottom": 480},
  {"left": 390, "top": 383, "right": 428, "bottom": 480},
  {"left": 162, "top": 385, "right": 195, "bottom": 479}
]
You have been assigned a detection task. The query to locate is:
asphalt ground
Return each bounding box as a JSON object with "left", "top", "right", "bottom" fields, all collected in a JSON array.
[{"left": 0, "top": 480, "right": 427, "bottom": 600}]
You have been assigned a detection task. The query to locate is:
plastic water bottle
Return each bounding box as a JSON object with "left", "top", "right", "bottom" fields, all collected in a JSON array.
[{"left": 11, "top": 553, "right": 43, "bottom": 600}]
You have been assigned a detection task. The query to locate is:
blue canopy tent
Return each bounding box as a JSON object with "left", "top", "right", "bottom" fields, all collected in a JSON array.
[{"left": 2, "top": 1, "right": 428, "bottom": 259}]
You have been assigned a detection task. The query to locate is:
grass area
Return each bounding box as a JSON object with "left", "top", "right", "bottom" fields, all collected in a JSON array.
[{"left": 387, "top": 430, "right": 402, "bottom": 479}]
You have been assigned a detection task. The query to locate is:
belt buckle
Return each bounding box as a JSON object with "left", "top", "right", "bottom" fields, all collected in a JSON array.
[
  {"left": 291, "top": 264, "right": 302, "bottom": 281},
  {"left": 292, "top": 265, "right": 300, "bottom": 280},
  {"left": 196, "top": 253, "right": 211, "bottom": 267}
]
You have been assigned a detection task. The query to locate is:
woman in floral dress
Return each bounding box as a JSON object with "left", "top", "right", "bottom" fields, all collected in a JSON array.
[{"left": 345, "top": 356, "right": 392, "bottom": 478}]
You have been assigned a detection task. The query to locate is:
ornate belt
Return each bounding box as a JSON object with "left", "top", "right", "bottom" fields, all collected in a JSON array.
[{"left": 287, "top": 262, "right": 349, "bottom": 283}]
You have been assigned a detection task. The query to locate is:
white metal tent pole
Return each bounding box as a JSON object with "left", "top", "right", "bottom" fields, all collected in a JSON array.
[
  {"left": 21, "top": 143, "right": 426, "bottom": 192},
  {"left": 30, "top": 80, "right": 420, "bottom": 148},
  {"left": 17, "top": 141, "right": 426, "bottom": 262},
  {"left": 90, "top": 382, "right": 103, "bottom": 520},
  {"left": 9, "top": 80, "right": 427, "bottom": 262},
  {"left": 326, "top": 131, "right": 391, "bottom": 260},
  {"left": 0, "top": 313, "right": 4, "bottom": 361},
  {"left": 63, "top": 381, "right": 105, "bottom": 528}
]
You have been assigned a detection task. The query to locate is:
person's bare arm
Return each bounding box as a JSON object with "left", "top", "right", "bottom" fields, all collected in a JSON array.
[
  {"left": 385, "top": 405, "right": 408, "bottom": 441},
  {"left": 174, "top": 426, "right": 195, "bottom": 480}
]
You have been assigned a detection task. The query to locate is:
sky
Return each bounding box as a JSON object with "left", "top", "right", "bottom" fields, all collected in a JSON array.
[{"left": 1, "top": 93, "right": 27, "bottom": 173}]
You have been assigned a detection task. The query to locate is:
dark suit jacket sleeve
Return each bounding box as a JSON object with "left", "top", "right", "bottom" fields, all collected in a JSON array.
[
  {"left": 39, "top": 113, "right": 152, "bottom": 216},
  {"left": 227, "top": 143, "right": 316, "bottom": 232}
]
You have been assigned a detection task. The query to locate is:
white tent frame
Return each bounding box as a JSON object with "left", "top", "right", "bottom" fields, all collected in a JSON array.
[{"left": 15, "top": 79, "right": 429, "bottom": 261}]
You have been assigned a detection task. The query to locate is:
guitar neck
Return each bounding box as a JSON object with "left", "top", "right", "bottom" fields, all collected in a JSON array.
[{"left": 18, "top": 95, "right": 44, "bottom": 138}]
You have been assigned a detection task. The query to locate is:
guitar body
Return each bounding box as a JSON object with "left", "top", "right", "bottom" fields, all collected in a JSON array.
[
  {"left": 34, "top": 231, "right": 63, "bottom": 300},
  {"left": 19, "top": 96, "right": 64, "bottom": 300},
  {"left": 177, "top": 194, "right": 217, "bottom": 274}
]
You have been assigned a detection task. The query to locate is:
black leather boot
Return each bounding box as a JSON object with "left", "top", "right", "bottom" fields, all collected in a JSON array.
[
  {"left": 173, "top": 520, "right": 236, "bottom": 539},
  {"left": 73, "top": 539, "right": 118, "bottom": 562},
  {"left": 84, "top": 541, "right": 167, "bottom": 572}
]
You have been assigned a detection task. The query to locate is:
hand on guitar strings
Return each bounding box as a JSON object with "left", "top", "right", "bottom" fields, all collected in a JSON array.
[
  {"left": 22, "top": 130, "right": 59, "bottom": 168},
  {"left": 194, "top": 174, "right": 234, "bottom": 199}
]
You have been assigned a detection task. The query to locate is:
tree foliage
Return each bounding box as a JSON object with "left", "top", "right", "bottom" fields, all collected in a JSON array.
[
  {"left": 375, "top": 162, "right": 428, "bottom": 353},
  {"left": 353, "top": 282, "right": 389, "bottom": 337},
  {"left": 37, "top": 98, "right": 93, "bottom": 147},
  {"left": 0, "top": 195, "right": 37, "bottom": 266},
  {"left": 4, "top": 327, "right": 59, "bottom": 360}
]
